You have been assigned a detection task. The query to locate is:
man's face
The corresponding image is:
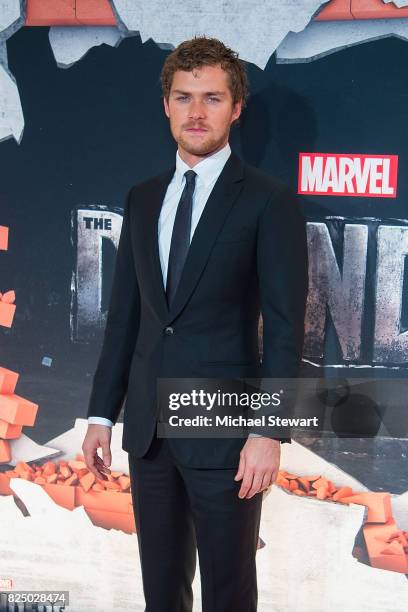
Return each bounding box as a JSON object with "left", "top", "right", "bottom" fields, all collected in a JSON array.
[{"left": 163, "top": 64, "right": 242, "bottom": 162}]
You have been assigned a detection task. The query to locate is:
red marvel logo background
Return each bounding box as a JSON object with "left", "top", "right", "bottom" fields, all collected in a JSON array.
[{"left": 298, "top": 153, "right": 399, "bottom": 198}]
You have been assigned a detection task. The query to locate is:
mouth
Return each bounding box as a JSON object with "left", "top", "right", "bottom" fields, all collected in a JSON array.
[{"left": 185, "top": 128, "right": 208, "bottom": 134}]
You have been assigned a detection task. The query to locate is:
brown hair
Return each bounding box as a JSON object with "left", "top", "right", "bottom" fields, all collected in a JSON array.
[{"left": 160, "top": 36, "right": 249, "bottom": 110}]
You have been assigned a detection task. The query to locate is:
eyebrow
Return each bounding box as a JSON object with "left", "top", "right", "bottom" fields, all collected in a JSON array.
[{"left": 172, "top": 90, "right": 226, "bottom": 96}]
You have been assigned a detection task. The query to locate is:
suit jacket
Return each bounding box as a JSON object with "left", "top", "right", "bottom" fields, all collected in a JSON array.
[{"left": 87, "top": 151, "right": 309, "bottom": 468}]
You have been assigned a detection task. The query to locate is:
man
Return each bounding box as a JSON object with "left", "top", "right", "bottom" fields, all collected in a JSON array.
[{"left": 82, "top": 36, "right": 308, "bottom": 612}]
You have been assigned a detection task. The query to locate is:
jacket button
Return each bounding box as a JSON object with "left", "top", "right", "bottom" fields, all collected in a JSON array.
[{"left": 164, "top": 326, "right": 174, "bottom": 335}]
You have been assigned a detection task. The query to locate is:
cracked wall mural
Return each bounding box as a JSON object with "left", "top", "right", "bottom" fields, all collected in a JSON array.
[{"left": 0, "top": 2, "right": 407, "bottom": 611}]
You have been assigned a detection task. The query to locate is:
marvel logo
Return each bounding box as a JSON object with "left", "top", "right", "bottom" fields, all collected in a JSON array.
[
  {"left": 0, "top": 578, "right": 12, "bottom": 589},
  {"left": 298, "top": 153, "right": 398, "bottom": 198}
]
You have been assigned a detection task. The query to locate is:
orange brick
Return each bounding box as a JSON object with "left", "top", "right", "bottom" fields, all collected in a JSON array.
[
  {"left": 0, "top": 439, "right": 11, "bottom": 463},
  {"left": 0, "top": 226, "right": 8, "bottom": 250},
  {"left": 42, "top": 461, "right": 57, "bottom": 476},
  {"left": 0, "top": 473, "right": 14, "bottom": 495},
  {"left": 312, "top": 477, "right": 329, "bottom": 490},
  {"left": 340, "top": 492, "right": 392, "bottom": 523},
  {"left": 0, "top": 393, "right": 38, "bottom": 426},
  {"left": 275, "top": 476, "right": 290, "bottom": 489},
  {"left": 15, "top": 461, "right": 35, "bottom": 474},
  {"left": 26, "top": 0, "right": 78, "bottom": 25},
  {"left": 85, "top": 507, "right": 135, "bottom": 534},
  {"left": 103, "top": 480, "right": 121, "bottom": 490},
  {"left": 327, "top": 481, "right": 337, "bottom": 494},
  {"left": 283, "top": 473, "right": 298, "bottom": 480},
  {"left": 20, "top": 471, "right": 34, "bottom": 481},
  {"left": 364, "top": 520, "right": 408, "bottom": 573},
  {"left": 315, "top": 0, "right": 354, "bottom": 21},
  {"left": 68, "top": 460, "right": 87, "bottom": 472},
  {"left": 289, "top": 479, "right": 298, "bottom": 491},
  {"left": 43, "top": 482, "right": 76, "bottom": 510},
  {"left": 118, "top": 476, "right": 130, "bottom": 491},
  {"left": 34, "top": 476, "right": 47, "bottom": 485},
  {"left": 64, "top": 474, "right": 79, "bottom": 486},
  {"left": 76, "top": 0, "right": 116, "bottom": 25},
  {"left": 79, "top": 471, "right": 95, "bottom": 492},
  {"left": 26, "top": 0, "right": 116, "bottom": 26},
  {"left": 0, "top": 419, "right": 22, "bottom": 439},
  {"left": 393, "top": 532, "right": 408, "bottom": 547},
  {"left": 75, "top": 487, "right": 132, "bottom": 514},
  {"left": 0, "top": 302, "right": 16, "bottom": 328},
  {"left": 1, "top": 290, "right": 15, "bottom": 304},
  {"left": 111, "top": 471, "right": 124, "bottom": 479},
  {"left": 332, "top": 486, "right": 353, "bottom": 502},
  {"left": 317, "top": 485, "right": 329, "bottom": 500},
  {"left": 59, "top": 465, "right": 72, "bottom": 479},
  {"left": 352, "top": 0, "right": 408, "bottom": 20},
  {"left": 0, "top": 366, "right": 19, "bottom": 394}
]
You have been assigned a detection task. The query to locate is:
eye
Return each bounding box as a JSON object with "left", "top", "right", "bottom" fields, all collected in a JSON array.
[
  {"left": 208, "top": 97, "right": 220, "bottom": 103},
  {"left": 176, "top": 96, "right": 188, "bottom": 101}
]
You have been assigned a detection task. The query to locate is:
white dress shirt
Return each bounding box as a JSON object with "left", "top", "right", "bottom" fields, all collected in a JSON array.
[{"left": 88, "top": 143, "right": 261, "bottom": 436}]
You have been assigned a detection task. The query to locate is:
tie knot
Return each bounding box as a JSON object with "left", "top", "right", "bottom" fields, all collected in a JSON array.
[{"left": 184, "top": 170, "right": 197, "bottom": 188}]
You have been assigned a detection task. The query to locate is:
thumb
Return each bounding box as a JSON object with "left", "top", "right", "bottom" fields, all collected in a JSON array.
[
  {"left": 234, "top": 456, "right": 245, "bottom": 481},
  {"left": 101, "top": 441, "right": 112, "bottom": 467}
]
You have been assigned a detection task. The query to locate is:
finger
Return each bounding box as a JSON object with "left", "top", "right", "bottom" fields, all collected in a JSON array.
[
  {"left": 83, "top": 447, "right": 106, "bottom": 480},
  {"left": 238, "top": 470, "right": 254, "bottom": 499},
  {"left": 270, "top": 468, "right": 279, "bottom": 485},
  {"left": 95, "top": 457, "right": 111, "bottom": 480},
  {"left": 260, "top": 471, "right": 273, "bottom": 492},
  {"left": 246, "top": 471, "right": 264, "bottom": 499},
  {"left": 100, "top": 440, "right": 112, "bottom": 468},
  {"left": 234, "top": 455, "right": 245, "bottom": 482},
  {"left": 95, "top": 454, "right": 111, "bottom": 473},
  {"left": 92, "top": 454, "right": 109, "bottom": 481}
]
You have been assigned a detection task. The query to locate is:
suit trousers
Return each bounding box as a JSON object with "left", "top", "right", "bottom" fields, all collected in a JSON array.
[{"left": 128, "top": 434, "right": 263, "bottom": 612}]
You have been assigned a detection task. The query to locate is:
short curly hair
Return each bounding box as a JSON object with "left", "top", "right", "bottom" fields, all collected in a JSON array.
[{"left": 160, "top": 36, "right": 249, "bottom": 110}]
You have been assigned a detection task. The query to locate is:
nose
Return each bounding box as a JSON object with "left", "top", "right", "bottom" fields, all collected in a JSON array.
[{"left": 188, "top": 99, "right": 206, "bottom": 120}]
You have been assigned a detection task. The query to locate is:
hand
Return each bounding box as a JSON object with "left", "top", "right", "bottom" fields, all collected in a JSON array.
[
  {"left": 82, "top": 424, "right": 112, "bottom": 480},
  {"left": 234, "top": 437, "right": 280, "bottom": 499}
]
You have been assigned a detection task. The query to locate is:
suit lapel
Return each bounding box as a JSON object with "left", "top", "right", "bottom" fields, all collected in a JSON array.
[
  {"left": 142, "top": 167, "right": 175, "bottom": 321},
  {"left": 168, "top": 151, "right": 245, "bottom": 322}
]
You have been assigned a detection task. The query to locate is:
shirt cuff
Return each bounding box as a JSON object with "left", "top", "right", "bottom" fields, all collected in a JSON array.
[
  {"left": 248, "top": 432, "right": 291, "bottom": 443},
  {"left": 88, "top": 416, "right": 114, "bottom": 427}
]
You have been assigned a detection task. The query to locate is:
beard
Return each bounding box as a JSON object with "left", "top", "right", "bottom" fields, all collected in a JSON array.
[{"left": 176, "top": 127, "right": 229, "bottom": 158}]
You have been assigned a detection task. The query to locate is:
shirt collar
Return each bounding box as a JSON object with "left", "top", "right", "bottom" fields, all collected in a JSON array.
[{"left": 174, "top": 142, "right": 231, "bottom": 189}]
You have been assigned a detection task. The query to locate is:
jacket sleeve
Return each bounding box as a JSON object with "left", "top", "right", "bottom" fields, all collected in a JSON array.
[
  {"left": 86, "top": 187, "right": 141, "bottom": 424},
  {"left": 250, "top": 183, "right": 309, "bottom": 443}
]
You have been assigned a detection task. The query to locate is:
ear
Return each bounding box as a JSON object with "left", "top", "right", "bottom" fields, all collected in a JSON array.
[
  {"left": 231, "top": 99, "right": 242, "bottom": 124},
  {"left": 163, "top": 96, "right": 170, "bottom": 119}
]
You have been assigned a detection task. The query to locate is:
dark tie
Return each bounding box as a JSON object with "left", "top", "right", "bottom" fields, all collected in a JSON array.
[{"left": 166, "top": 169, "right": 197, "bottom": 306}]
